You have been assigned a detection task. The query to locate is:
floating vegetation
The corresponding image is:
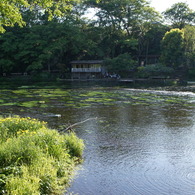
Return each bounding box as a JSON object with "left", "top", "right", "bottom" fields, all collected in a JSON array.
[
  {"left": 19, "top": 101, "right": 39, "bottom": 108},
  {"left": 0, "top": 86, "right": 195, "bottom": 111},
  {"left": 1, "top": 102, "right": 18, "bottom": 106}
]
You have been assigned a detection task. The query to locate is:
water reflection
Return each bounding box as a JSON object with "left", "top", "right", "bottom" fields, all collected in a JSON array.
[
  {"left": 65, "top": 92, "right": 195, "bottom": 195},
  {"left": 162, "top": 105, "right": 194, "bottom": 128}
]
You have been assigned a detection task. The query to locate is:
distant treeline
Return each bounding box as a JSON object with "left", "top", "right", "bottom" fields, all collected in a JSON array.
[{"left": 0, "top": 1, "right": 194, "bottom": 79}]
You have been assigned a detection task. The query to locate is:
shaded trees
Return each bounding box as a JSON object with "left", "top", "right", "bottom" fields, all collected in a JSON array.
[
  {"left": 103, "top": 53, "right": 136, "bottom": 75},
  {"left": 0, "top": 18, "right": 94, "bottom": 74},
  {"left": 163, "top": 2, "right": 195, "bottom": 29},
  {"left": 0, "top": 0, "right": 194, "bottom": 79},
  {"left": 84, "top": 0, "right": 161, "bottom": 59},
  {"left": 85, "top": 0, "right": 160, "bottom": 35},
  {"left": 137, "top": 22, "right": 168, "bottom": 61},
  {"left": 183, "top": 25, "right": 195, "bottom": 68}
]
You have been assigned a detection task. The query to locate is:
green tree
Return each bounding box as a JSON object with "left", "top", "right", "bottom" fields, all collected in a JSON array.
[
  {"left": 0, "top": 17, "right": 97, "bottom": 75},
  {"left": 85, "top": 0, "right": 160, "bottom": 36},
  {"left": 161, "top": 28, "right": 185, "bottom": 68},
  {"left": 0, "top": 30, "right": 20, "bottom": 73},
  {"left": 137, "top": 64, "right": 174, "bottom": 78},
  {"left": 183, "top": 25, "right": 195, "bottom": 68},
  {"left": 163, "top": 2, "right": 195, "bottom": 29},
  {"left": 0, "top": 0, "right": 77, "bottom": 33},
  {"left": 84, "top": 0, "right": 161, "bottom": 59},
  {"left": 137, "top": 22, "right": 168, "bottom": 61},
  {"left": 103, "top": 53, "right": 136, "bottom": 75}
]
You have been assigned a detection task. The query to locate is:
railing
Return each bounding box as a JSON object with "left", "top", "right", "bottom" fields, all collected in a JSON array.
[{"left": 71, "top": 68, "right": 102, "bottom": 73}]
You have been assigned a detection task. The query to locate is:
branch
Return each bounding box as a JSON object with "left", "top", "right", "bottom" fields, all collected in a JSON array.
[{"left": 62, "top": 117, "right": 98, "bottom": 132}]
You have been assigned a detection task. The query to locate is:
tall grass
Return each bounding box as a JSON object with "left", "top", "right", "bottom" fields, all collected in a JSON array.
[{"left": 0, "top": 117, "right": 84, "bottom": 194}]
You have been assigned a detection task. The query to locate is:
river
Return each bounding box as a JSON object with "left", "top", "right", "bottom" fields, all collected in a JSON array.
[{"left": 1, "top": 82, "right": 195, "bottom": 194}]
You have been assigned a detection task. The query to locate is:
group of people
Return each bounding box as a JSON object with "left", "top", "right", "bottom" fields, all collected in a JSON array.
[{"left": 104, "top": 73, "right": 121, "bottom": 79}]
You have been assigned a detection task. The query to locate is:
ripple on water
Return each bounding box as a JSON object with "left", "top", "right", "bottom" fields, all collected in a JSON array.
[
  {"left": 124, "top": 88, "right": 195, "bottom": 98},
  {"left": 77, "top": 134, "right": 195, "bottom": 195},
  {"left": 2, "top": 86, "right": 194, "bottom": 195}
]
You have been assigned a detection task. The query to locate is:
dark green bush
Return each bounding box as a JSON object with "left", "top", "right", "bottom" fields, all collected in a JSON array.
[
  {"left": 103, "top": 53, "right": 136, "bottom": 73},
  {"left": 136, "top": 64, "right": 174, "bottom": 78},
  {"left": 188, "top": 68, "right": 195, "bottom": 80}
]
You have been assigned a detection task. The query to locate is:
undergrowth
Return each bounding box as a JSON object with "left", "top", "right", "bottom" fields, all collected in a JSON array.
[{"left": 0, "top": 116, "right": 84, "bottom": 195}]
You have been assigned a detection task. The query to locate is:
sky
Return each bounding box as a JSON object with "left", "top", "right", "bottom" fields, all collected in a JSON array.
[
  {"left": 85, "top": 0, "right": 195, "bottom": 19},
  {"left": 150, "top": 0, "right": 195, "bottom": 13}
]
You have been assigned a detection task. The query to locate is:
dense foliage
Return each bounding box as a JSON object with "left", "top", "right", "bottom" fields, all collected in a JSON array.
[
  {"left": 0, "top": 0, "right": 78, "bottom": 33},
  {"left": 161, "top": 28, "right": 185, "bottom": 68},
  {"left": 103, "top": 53, "right": 136, "bottom": 73},
  {"left": 0, "top": 117, "right": 84, "bottom": 194},
  {"left": 0, "top": 1, "right": 194, "bottom": 79},
  {"left": 137, "top": 64, "right": 174, "bottom": 78},
  {"left": 163, "top": 2, "right": 195, "bottom": 29}
]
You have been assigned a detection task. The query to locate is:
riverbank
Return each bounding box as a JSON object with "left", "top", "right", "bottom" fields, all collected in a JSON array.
[
  {"left": 1, "top": 75, "right": 195, "bottom": 96},
  {"left": 0, "top": 117, "right": 84, "bottom": 194},
  {"left": 0, "top": 74, "right": 183, "bottom": 90}
]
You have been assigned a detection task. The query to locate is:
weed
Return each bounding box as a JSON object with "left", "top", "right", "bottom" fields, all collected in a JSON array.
[{"left": 0, "top": 117, "right": 84, "bottom": 194}]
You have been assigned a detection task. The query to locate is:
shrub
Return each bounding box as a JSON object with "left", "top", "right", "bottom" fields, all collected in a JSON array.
[
  {"left": 136, "top": 64, "right": 174, "bottom": 78},
  {"left": 188, "top": 68, "right": 195, "bottom": 80},
  {"left": 0, "top": 117, "right": 84, "bottom": 195},
  {"left": 103, "top": 53, "right": 136, "bottom": 73}
]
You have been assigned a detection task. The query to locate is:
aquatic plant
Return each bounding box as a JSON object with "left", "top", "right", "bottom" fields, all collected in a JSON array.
[
  {"left": 0, "top": 117, "right": 84, "bottom": 194},
  {"left": 0, "top": 87, "right": 194, "bottom": 112}
]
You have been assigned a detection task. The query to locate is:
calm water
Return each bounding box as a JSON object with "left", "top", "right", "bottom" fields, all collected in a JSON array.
[{"left": 1, "top": 83, "right": 195, "bottom": 194}]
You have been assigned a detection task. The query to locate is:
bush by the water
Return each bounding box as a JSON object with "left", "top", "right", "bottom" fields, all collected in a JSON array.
[
  {"left": 0, "top": 117, "right": 84, "bottom": 194},
  {"left": 188, "top": 68, "right": 195, "bottom": 80},
  {"left": 136, "top": 64, "right": 174, "bottom": 78}
]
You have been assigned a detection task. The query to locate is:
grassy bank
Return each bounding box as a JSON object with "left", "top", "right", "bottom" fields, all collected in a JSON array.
[{"left": 0, "top": 117, "right": 84, "bottom": 194}]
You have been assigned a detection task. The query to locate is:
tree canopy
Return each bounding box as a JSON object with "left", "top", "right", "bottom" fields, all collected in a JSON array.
[
  {"left": 161, "top": 28, "right": 185, "bottom": 68},
  {"left": 163, "top": 2, "right": 195, "bottom": 29},
  {"left": 103, "top": 53, "right": 136, "bottom": 73},
  {"left": 0, "top": 0, "right": 194, "bottom": 79},
  {"left": 183, "top": 25, "right": 195, "bottom": 67},
  {"left": 0, "top": 0, "right": 77, "bottom": 33},
  {"left": 84, "top": 0, "right": 161, "bottom": 35}
]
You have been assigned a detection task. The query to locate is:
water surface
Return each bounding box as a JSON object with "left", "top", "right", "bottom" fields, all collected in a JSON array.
[{"left": 1, "top": 83, "right": 195, "bottom": 194}]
